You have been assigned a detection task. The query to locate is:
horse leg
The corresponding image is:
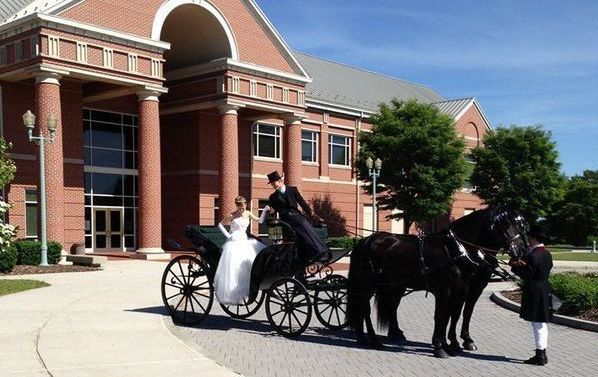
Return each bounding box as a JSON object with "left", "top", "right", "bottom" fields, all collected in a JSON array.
[
  {"left": 362, "top": 297, "right": 383, "bottom": 349},
  {"left": 461, "top": 274, "right": 490, "bottom": 351},
  {"left": 387, "top": 287, "right": 407, "bottom": 342},
  {"left": 432, "top": 289, "right": 451, "bottom": 358}
]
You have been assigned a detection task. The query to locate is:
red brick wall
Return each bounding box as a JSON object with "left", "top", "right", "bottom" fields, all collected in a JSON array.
[{"left": 59, "top": 0, "right": 298, "bottom": 74}]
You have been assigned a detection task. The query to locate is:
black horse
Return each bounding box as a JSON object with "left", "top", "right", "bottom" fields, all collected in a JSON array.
[{"left": 346, "top": 208, "right": 528, "bottom": 358}]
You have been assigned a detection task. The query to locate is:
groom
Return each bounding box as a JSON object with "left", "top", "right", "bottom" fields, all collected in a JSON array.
[{"left": 267, "top": 171, "right": 330, "bottom": 262}]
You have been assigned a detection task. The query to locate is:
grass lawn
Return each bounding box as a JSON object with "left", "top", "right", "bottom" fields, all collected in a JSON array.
[
  {"left": 0, "top": 279, "right": 50, "bottom": 297},
  {"left": 497, "top": 252, "right": 598, "bottom": 262}
]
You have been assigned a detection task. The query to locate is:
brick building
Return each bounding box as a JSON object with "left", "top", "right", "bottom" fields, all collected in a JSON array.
[{"left": 0, "top": 0, "right": 490, "bottom": 256}]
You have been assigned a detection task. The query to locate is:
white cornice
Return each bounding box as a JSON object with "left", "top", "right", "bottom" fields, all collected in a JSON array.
[
  {"left": 306, "top": 98, "right": 372, "bottom": 119},
  {"left": 243, "top": 0, "right": 310, "bottom": 80},
  {"left": 0, "top": 13, "right": 170, "bottom": 53},
  {"left": 165, "top": 58, "right": 311, "bottom": 85}
]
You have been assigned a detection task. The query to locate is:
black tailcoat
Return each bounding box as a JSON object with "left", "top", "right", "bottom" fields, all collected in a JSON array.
[
  {"left": 268, "top": 186, "right": 327, "bottom": 257},
  {"left": 511, "top": 245, "right": 553, "bottom": 322}
]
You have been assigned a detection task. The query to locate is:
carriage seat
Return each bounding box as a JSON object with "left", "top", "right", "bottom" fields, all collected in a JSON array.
[{"left": 185, "top": 225, "right": 264, "bottom": 250}]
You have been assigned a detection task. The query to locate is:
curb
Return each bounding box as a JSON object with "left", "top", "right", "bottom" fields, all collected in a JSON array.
[{"left": 490, "top": 291, "right": 598, "bottom": 333}]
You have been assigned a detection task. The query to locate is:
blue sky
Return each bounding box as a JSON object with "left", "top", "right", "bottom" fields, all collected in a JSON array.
[{"left": 257, "top": 0, "right": 598, "bottom": 176}]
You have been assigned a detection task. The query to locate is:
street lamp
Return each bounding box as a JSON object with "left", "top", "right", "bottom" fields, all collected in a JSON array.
[
  {"left": 366, "top": 157, "right": 382, "bottom": 232},
  {"left": 23, "top": 110, "right": 58, "bottom": 267}
]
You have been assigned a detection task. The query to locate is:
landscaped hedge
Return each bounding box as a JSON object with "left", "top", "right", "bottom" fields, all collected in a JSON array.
[
  {"left": 0, "top": 244, "right": 17, "bottom": 273},
  {"left": 327, "top": 236, "right": 357, "bottom": 250},
  {"left": 549, "top": 272, "right": 598, "bottom": 316},
  {"left": 14, "top": 240, "right": 62, "bottom": 265}
]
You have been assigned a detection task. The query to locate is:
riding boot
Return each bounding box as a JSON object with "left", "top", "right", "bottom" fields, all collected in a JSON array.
[{"left": 524, "top": 349, "right": 547, "bottom": 366}]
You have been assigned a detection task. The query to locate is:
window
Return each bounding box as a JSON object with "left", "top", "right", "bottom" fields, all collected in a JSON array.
[
  {"left": 301, "top": 130, "right": 318, "bottom": 162},
  {"left": 253, "top": 124, "right": 281, "bottom": 159},
  {"left": 464, "top": 154, "right": 475, "bottom": 190},
  {"left": 329, "top": 134, "right": 351, "bottom": 166},
  {"left": 25, "top": 189, "right": 38, "bottom": 238}
]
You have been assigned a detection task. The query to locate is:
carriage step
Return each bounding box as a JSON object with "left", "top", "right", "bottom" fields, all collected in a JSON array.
[
  {"left": 66, "top": 255, "right": 108, "bottom": 267},
  {"left": 134, "top": 252, "right": 172, "bottom": 261}
]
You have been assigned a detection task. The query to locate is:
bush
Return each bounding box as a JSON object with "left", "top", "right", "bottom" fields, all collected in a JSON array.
[
  {"left": 14, "top": 240, "right": 63, "bottom": 265},
  {"left": 0, "top": 244, "right": 17, "bottom": 273},
  {"left": 327, "top": 236, "right": 357, "bottom": 250},
  {"left": 549, "top": 272, "right": 598, "bottom": 315}
]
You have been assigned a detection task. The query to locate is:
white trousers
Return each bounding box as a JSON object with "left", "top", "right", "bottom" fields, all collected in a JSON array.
[{"left": 532, "top": 322, "right": 548, "bottom": 350}]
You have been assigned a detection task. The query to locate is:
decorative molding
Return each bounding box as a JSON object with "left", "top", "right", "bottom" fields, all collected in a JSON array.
[
  {"left": 249, "top": 80, "right": 257, "bottom": 97},
  {"left": 217, "top": 104, "right": 240, "bottom": 115},
  {"left": 230, "top": 77, "right": 240, "bottom": 94},
  {"left": 151, "top": 0, "right": 238, "bottom": 59},
  {"left": 302, "top": 177, "right": 356, "bottom": 185},
  {"left": 0, "top": 13, "right": 170, "bottom": 52},
  {"left": 76, "top": 42, "right": 88, "bottom": 63},
  {"left": 33, "top": 72, "right": 61, "bottom": 85},
  {"left": 48, "top": 35, "right": 60, "bottom": 57},
  {"left": 137, "top": 89, "right": 163, "bottom": 102}
]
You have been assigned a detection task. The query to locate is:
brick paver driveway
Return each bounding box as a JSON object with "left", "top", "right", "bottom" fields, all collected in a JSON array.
[{"left": 166, "top": 282, "right": 597, "bottom": 377}]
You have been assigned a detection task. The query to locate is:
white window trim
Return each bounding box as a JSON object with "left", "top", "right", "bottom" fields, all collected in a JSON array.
[
  {"left": 231, "top": 77, "right": 240, "bottom": 94},
  {"left": 282, "top": 88, "right": 290, "bottom": 103},
  {"left": 266, "top": 84, "right": 274, "bottom": 100},
  {"left": 329, "top": 134, "right": 352, "bottom": 167},
  {"left": 253, "top": 123, "right": 282, "bottom": 159},
  {"left": 301, "top": 129, "right": 318, "bottom": 163},
  {"left": 103, "top": 48, "right": 113, "bottom": 68},
  {"left": 249, "top": 80, "right": 257, "bottom": 97},
  {"left": 127, "top": 54, "right": 138, "bottom": 73}
]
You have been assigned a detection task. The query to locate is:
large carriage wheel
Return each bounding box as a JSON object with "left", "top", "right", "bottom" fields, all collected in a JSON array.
[
  {"left": 220, "top": 291, "right": 265, "bottom": 319},
  {"left": 265, "top": 277, "right": 312, "bottom": 337},
  {"left": 314, "top": 274, "right": 349, "bottom": 330},
  {"left": 161, "top": 255, "right": 213, "bottom": 326}
]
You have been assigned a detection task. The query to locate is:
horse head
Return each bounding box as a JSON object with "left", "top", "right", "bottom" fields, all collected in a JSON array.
[{"left": 490, "top": 209, "right": 529, "bottom": 258}]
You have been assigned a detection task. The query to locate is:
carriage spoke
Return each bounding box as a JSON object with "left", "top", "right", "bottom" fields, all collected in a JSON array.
[
  {"left": 183, "top": 296, "right": 189, "bottom": 324},
  {"left": 277, "top": 312, "right": 289, "bottom": 329},
  {"left": 177, "top": 261, "right": 188, "bottom": 285},
  {"left": 164, "top": 281, "right": 184, "bottom": 290},
  {"left": 168, "top": 272, "right": 186, "bottom": 288},
  {"left": 188, "top": 292, "right": 196, "bottom": 313},
  {"left": 294, "top": 307, "right": 309, "bottom": 315},
  {"left": 165, "top": 292, "right": 184, "bottom": 302},
  {"left": 269, "top": 308, "right": 285, "bottom": 317},
  {"left": 318, "top": 303, "right": 333, "bottom": 315},
  {"left": 327, "top": 304, "right": 335, "bottom": 324},
  {"left": 173, "top": 295, "right": 185, "bottom": 312},
  {"left": 190, "top": 292, "right": 207, "bottom": 313},
  {"left": 334, "top": 306, "right": 341, "bottom": 325},
  {"left": 291, "top": 311, "right": 303, "bottom": 329}
]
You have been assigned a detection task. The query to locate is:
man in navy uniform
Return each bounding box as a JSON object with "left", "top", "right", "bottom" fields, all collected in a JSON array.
[
  {"left": 509, "top": 224, "right": 553, "bottom": 366},
  {"left": 266, "top": 171, "right": 330, "bottom": 262}
]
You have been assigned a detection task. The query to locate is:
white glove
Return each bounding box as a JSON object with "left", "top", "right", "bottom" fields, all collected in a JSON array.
[
  {"left": 258, "top": 206, "right": 270, "bottom": 224},
  {"left": 218, "top": 223, "right": 232, "bottom": 239}
]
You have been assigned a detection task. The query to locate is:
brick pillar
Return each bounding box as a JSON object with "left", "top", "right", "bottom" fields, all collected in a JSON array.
[
  {"left": 218, "top": 105, "right": 240, "bottom": 218},
  {"left": 34, "top": 73, "right": 64, "bottom": 245},
  {"left": 136, "top": 90, "right": 163, "bottom": 254},
  {"left": 283, "top": 116, "right": 303, "bottom": 189}
]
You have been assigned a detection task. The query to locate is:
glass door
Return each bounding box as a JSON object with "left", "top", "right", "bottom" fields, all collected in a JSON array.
[{"left": 94, "top": 208, "right": 123, "bottom": 252}]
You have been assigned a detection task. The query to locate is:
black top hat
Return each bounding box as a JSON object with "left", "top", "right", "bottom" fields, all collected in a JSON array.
[
  {"left": 529, "top": 223, "right": 549, "bottom": 243},
  {"left": 267, "top": 171, "right": 283, "bottom": 184}
]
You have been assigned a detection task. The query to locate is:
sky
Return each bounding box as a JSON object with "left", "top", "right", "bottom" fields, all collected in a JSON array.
[{"left": 257, "top": 0, "right": 598, "bottom": 177}]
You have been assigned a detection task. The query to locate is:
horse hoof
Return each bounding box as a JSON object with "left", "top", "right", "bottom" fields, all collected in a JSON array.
[
  {"left": 463, "top": 341, "right": 478, "bottom": 351},
  {"left": 371, "top": 340, "right": 384, "bottom": 350},
  {"left": 446, "top": 343, "right": 461, "bottom": 355},
  {"left": 357, "top": 336, "right": 369, "bottom": 346},
  {"left": 434, "top": 347, "right": 451, "bottom": 358},
  {"left": 388, "top": 332, "right": 407, "bottom": 342}
]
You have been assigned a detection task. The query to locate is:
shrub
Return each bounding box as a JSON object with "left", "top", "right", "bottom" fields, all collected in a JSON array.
[
  {"left": 0, "top": 244, "right": 17, "bottom": 273},
  {"left": 14, "top": 240, "right": 63, "bottom": 265},
  {"left": 549, "top": 272, "right": 598, "bottom": 315},
  {"left": 327, "top": 236, "right": 357, "bottom": 250}
]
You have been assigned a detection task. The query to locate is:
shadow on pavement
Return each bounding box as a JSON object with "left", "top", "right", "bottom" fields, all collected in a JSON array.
[{"left": 126, "top": 306, "right": 170, "bottom": 316}]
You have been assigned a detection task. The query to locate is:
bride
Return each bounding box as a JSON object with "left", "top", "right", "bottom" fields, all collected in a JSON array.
[{"left": 214, "top": 196, "right": 269, "bottom": 305}]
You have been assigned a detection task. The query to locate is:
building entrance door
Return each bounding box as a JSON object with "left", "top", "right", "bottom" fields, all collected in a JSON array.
[{"left": 93, "top": 208, "right": 124, "bottom": 252}]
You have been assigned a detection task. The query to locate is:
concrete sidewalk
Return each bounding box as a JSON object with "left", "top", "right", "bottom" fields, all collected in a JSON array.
[{"left": 0, "top": 260, "right": 237, "bottom": 377}]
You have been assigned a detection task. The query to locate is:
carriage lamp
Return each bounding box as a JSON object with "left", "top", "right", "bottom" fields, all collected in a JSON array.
[
  {"left": 268, "top": 219, "right": 284, "bottom": 244},
  {"left": 366, "top": 157, "right": 382, "bottom": 232},
  {"left": 23, "top": 110, "right": 59, "bottom": 267}
]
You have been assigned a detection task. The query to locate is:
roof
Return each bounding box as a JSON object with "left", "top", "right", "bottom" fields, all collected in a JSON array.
[
  {"left": 293, "top": 51, "right": 445, "bottom": 113},
  {"left": 433, "top": 97, "right": 492, "bottom": 129},
  {"left": 0, "top": 0, "right": 74, "bottom": 26}
]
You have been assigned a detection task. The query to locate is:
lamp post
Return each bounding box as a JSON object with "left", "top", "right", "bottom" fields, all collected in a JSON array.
[
  {"left": 23, "top": 110, "right": 58, "bottom": 267},
  {"left": 366, "top": 157, "right": 382, "bottom": 232}
]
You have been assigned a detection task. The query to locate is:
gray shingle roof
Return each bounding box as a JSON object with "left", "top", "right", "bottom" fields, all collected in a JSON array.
[
  {"left": 293, "top": 51, "right": 445, "bottom": 113},
  {"left": 0, "top": 0, "right": 66, "bottom": 25},
  {"left": 432, "top": 98, "right": 474, "bottom": 119}
]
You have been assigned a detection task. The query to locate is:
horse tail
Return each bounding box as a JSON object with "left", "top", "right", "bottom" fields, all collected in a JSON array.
[
  {"left": 346, "top": 236, "right": 369, "bottom": 331},
  {"left": 375, "top": 289, "right": 393, "bottom": 331}
]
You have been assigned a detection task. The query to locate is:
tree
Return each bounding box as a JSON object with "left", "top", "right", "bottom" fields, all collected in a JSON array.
[
  {"left": 357, "top": 99, "right": 467, "bottom": 231},
  {"left": 470, "top": 125, "right": 566, "bottom": 222},
  {"left": 0, "top": 139, "right": 17, "bottom": 253},
  {"left": 309, "top": 194, "right": 347, "bottom": 237},
  {"left": 549, "top": 170, "right": 598, "bottom": 245},
  {"left": 0, "top": 139, "right": 15, "bottom": 187}
]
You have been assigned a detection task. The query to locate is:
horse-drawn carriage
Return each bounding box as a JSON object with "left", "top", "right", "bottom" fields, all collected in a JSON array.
[{"left": 161, "top": 222, "right": 350, "bottom": 337}]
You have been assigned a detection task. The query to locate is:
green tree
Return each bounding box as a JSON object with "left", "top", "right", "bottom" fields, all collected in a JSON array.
[
  {"left": 0, "top": 139, "right": 16, "bottom": 187},
  {"left": 549, "top": 170, "right": 598, "bottom": 245},
  {"left": 357, "top": 99, "right": 467, "bottom": 231},
  {"left": 471, "top": 125, "right": 565, "bottom": 222}
]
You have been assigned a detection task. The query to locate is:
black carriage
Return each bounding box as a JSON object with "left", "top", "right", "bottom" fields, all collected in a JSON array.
[{"left": 161, "top": 222, "right": 349, "bottom": 337}]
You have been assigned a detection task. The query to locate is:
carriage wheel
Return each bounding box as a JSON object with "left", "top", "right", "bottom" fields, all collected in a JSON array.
[
  {"left": 314, "top": 274, "right": 349, "bottom": 330},
  {"left": 265, "top": 277, "right": 312, "bottom": 337},
  {"left": 161, "top": 255, "right": 213, "bottom": 326},
  {"left": 220, "top": 291, "right": 265, "bottom": 319}
]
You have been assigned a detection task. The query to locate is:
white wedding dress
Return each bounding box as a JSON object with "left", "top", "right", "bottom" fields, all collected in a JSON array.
[{"left": 214, "top": 216, "right": 266, "bottom": 305}]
